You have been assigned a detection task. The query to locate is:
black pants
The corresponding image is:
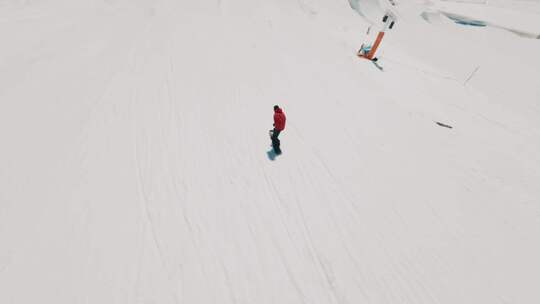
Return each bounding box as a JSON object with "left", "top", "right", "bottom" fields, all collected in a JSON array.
[{"left": 271, "top": 128, "right": 281, "bottom": 153}]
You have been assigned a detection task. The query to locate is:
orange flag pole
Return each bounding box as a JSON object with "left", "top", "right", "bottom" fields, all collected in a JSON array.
[{"left": 366, "top": 31, "right": 385, "bottom": 60}]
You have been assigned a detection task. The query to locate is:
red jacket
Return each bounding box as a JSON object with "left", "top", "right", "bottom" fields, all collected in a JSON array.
[{"left": 273, "top": 108, "right": 286, "bottom": 131}]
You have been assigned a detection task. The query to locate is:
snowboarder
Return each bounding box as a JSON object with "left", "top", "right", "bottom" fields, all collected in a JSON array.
[{"left": 270, "top": 105, "right": 286, "bottom": 154}]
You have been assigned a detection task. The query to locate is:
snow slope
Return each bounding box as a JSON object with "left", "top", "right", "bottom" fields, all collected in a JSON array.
[{"left": 1, "top": 0, "right": 540, "bottom": 303}]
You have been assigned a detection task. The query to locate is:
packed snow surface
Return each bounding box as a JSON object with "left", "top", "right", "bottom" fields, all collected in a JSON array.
[{"left": 1, "top": 0, "right": 540, "bottom": 303}]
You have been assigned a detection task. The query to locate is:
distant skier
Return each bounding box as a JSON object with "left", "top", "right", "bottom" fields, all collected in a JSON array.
[{"left": 270, "top": 105, "right": 286, "bottom": 154}]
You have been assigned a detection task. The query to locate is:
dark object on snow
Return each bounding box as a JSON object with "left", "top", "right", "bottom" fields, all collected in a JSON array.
[
  {"left": 454, "top": 19, "right": 486, "bottom": 27},
  {"left": 389, "top": 21, "right": 395, "bottom": 29},
  {"left": 371, "top": 59, "right": 383, "bottom": 71},
  {"left": 383, "top": 15, "right": 388, "bottom": 22},
  {"left": 436, "top": 122, "right": 453, "bottom": 129}
]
